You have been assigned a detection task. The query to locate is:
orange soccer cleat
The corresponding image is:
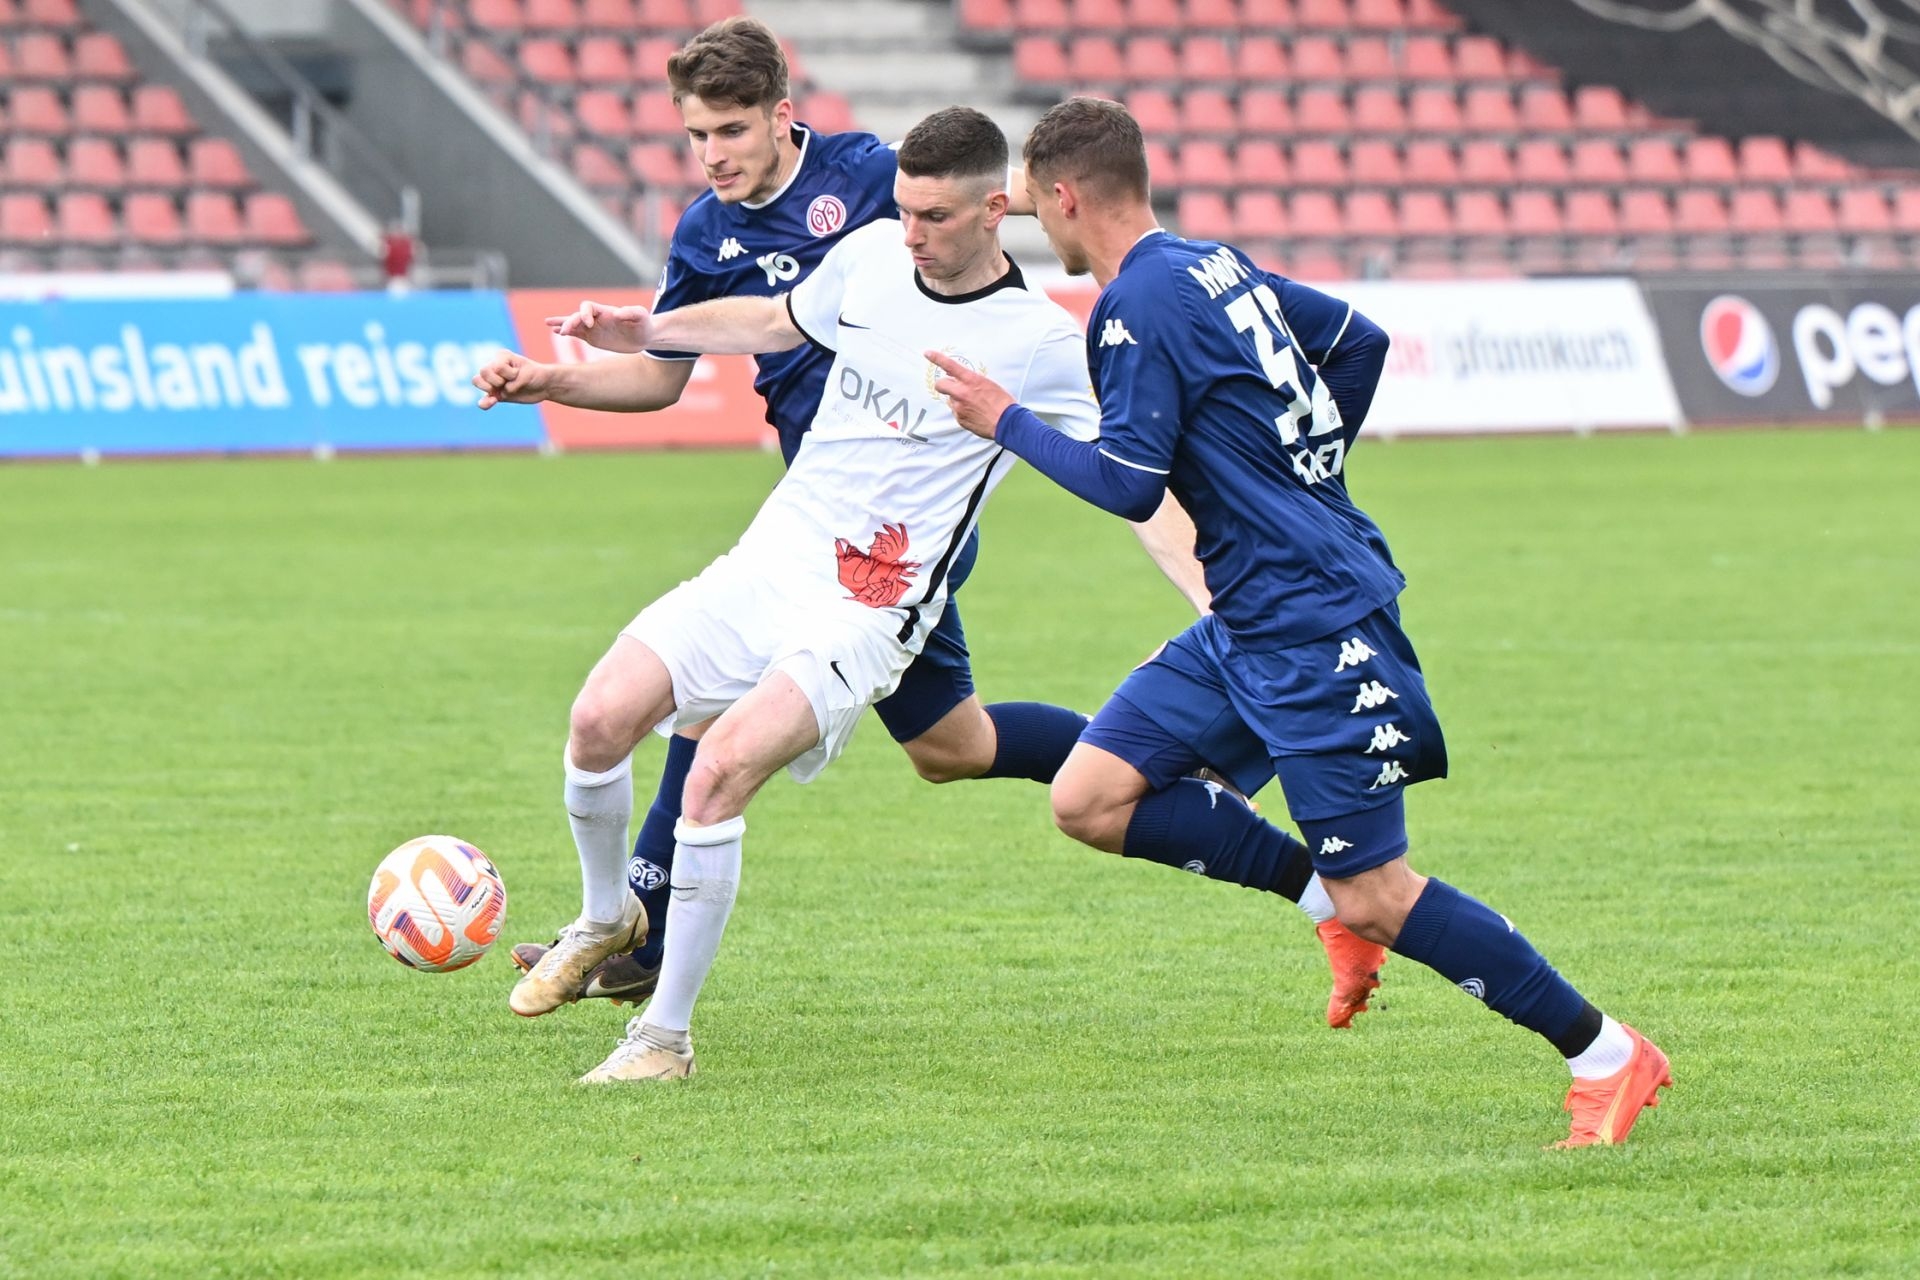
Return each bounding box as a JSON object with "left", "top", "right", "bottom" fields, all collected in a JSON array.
[
  {"left": 1555, "top": 1025, "right": 1673, "bottom": 1149},
  {"left": 1316, "top": 918, "right": 1387, "bottom": 1028}
]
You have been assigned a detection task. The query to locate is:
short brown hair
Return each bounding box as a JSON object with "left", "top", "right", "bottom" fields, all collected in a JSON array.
[
  {"left": 1022, "top": 96, "right": 1150, "bottom": 202},
  {"left": 898, "top": 106, "right": 1008, "bottom": 184},
  {"left": 666, "top": 16, "right": 788, "bottom": 109}
]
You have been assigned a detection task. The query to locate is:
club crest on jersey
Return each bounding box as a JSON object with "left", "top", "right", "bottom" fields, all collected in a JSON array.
[
  {"left": 924, "top": 347, "right": 984, "bottom": 401},
  {"left": 807, "top": 194, "right": 847, "bottom": 237},
  {"left": 834, "top": 522, "right": 920, "bottom": 608}
]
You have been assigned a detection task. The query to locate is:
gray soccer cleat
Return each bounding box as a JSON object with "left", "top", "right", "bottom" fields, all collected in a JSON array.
[
  {"left": 508, "top": 939, "right": 660, "bottom": 1007},
  {"left": 506, "top": 897, "right": 647, "bottom": 1018},
  {"left": 578, "top": 1018, "right": 696, "bottom": 1084}
]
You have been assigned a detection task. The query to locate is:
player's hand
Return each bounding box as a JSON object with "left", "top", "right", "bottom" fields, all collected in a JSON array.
[
  {"left": 545, "top": 300, "right": 655, "bottom": 354},
  {"left": 471, "top": 350, "right": 551, "bottom": 409},
  {"left": 925, "top": 350, "right": 1015, "bottom": 439}
]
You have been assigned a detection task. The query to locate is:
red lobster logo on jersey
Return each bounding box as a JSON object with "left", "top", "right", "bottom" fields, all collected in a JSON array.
[{"left": 834, "top": 522, "right": 920, "bottom": 608}]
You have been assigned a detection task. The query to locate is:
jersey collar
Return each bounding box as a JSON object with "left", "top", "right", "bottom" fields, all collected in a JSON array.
[
  {"left": 915, "top": 254, "right": 1025, "bottom": 304},
  {"left": 742, "top": 124, "right": 813, "bottom": 211}
]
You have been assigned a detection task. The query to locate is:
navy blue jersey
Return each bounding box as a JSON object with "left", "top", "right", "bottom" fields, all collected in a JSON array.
[
  {"left": 647, "top": 125, "right": 899, "bottom": 461},
  {"left": 1087, "top": 232, "right": 1404, "bottom": 649}
]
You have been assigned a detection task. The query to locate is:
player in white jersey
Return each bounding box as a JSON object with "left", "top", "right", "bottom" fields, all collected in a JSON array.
[{"left": 507, "top": 108, "right": 1107, "bottom": 1083}]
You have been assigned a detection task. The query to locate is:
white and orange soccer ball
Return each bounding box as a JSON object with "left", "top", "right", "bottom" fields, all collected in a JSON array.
[{"left": 367, "top": 835, "right": 507, "bottom": 972}]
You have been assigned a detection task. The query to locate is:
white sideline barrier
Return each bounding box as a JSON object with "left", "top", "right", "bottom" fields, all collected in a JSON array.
[{"left": 1337, "top": 278, "right": 1684, "bottom": 436}]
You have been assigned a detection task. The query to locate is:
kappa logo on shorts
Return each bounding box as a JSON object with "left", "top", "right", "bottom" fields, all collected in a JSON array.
[
  {"left": 1458, "top": 978, "right": 1487, "bottom": 1001},
  {"left": 834, "top": 521, "right": 920, "bottom": 608},
  {"left": 1334, "top": 637, "right": 1377, "bottom": 672},
  {"left": 627, "top": 856, "right": 667, "bottom": 892},
  {"left": 1365, "top": 723, "right": 1411, "bottom": 754},
  {"left": 1369, "top": 761, "right": 1409, "bottom": 789},
  {"left": 1182, "top": 859, "right": 1207, "bottom": 874},
  {"left": 1319, "top": 836, "right": 1353, "bottom": 856},
  {"left": 1350, "top": 680, "right": 1399, "bottom": 713}
]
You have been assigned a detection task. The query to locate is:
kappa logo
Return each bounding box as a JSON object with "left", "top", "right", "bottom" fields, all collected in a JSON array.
[
  {"left": 716, "top": 237, "right": 746, "bottom": 262},
  {"left": 1182, "top": 859, "right": 1208, "bottom": 874},
  {"left": 1365, "top": 722, "right": 1411, "bottom": 754},
  {"left": 756, "top": 251, "right": 800, "bottom": 286},
  {"left": 1350, "top": 680, "right": 1399, "bottom": 713},
  {"left": 1318, "top": 836, "right": 1353, "bottom": 856},
  {"left": 1458, "top": 978, "right": 1487, "bottom": 1001},
  {"left": 806, "top": 193, "right": 847, "bottom": 237},
  {"left": 1201, "top": 780, "right": 1224, "bottom": 808},
  {"left": 1334, "top": 637, "right": 1377, "bottom": 672},
  {"left": 627, "top": 856, "right": 667, "bottom": 892},
  {"left": 1098, "top": 317, "right": 1137, "bottom": 347},
  {"left": 1369, "top": 761, "right": 1409, "bottom": 789}
]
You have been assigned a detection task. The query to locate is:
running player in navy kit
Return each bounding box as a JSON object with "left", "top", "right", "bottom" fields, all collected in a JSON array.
[{"left": 931, "top": 97, "right": 1672, "bottom": 1148}]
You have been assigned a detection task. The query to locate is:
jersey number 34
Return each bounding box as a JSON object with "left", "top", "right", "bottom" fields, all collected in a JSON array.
[{"left": 1227, "top": 284, "right": 1346, "bottom": 485}]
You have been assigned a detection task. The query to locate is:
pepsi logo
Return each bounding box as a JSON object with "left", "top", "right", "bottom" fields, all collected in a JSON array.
[
  {"left": 806, "top": 194, "right": 846, "bottom": 237},
  {"left": 1700, "top": 295, "right": 1779, "bottom": 397}
]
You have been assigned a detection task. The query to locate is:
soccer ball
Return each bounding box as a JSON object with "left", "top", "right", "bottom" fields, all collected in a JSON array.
[{"left": 367, "top": 835, "right": 507, "bottom": 972}]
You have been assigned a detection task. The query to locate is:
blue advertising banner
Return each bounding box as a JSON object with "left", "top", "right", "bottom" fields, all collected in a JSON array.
[{"left": 0, "top": 291, "right": 538, "bottom": 457}]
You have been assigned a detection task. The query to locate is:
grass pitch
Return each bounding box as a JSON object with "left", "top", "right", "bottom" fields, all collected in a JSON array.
[{"left": 2, "top": 429, "right": 1916, "bottom": 1278}]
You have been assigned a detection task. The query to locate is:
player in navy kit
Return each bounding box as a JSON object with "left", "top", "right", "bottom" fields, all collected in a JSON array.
[{"left": 930, "top": 97, "right": 1673, "bottom": 1147}]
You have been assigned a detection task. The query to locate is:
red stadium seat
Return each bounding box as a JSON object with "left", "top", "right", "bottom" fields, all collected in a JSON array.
[
  {"left": 1352, "top": 0, "right": 1407, "bottom": 29},
  {"left": 1407, "top": 87, "right": 1462, "bottom": 133},
  {"left": 1619, "top": 189, "right": 1673, "bottom": 233},
  {"left": 8, "top": 85, "right": 69, "bottom": 134},
  {"left": 637, "top": 0, "right": 694, "bottom": 25},
  {"left": 4, "top": 137, "right": 62, "bottom": 187},
  {"left": 1014, "top": 0, "right": 1071, "bottom": 31},
  {"left": 1235, "top": 190, "right": 1288, "bottom": 238},
  {"left": 1455, "top": 139, "right": 1511, "bottom": 184},
  {"left": 1836, "top": 186, "right": 1893, "bottom": 233},
  {"left": 1296, "top": 0, "right": 1351, "bottom": 29},
  {"left": 634, "top": 36, "right": 678, "bottom": 77},
  {"left": 1514, "top": 138, "right": 1570, "bottom": 184},
  {"left": 1570, "top": 139, "right": 1626, "bottom": 185},
  {"left": 1793, "top": 142, "right": 1852, "bottom": 181},
  {"left": 799, "top": 93, "right": 854, "bottom": 134},
  {"left": 1180, "top": 88, "right": 1237, "bottom": 134},
  {"left": 1349, "top": 139, "right": 1403, "bottom": 185},
  {"left": 188, "top": 137, "right": 251, "bottom": 189},
  {"left": 1673, "top": 189, "right": 1730, "bottom": 233},
  {"left": 1399, "top": 190, "right": 1452, "bottom": 236},
  {"left": 1783, "top": 188, "right": 1837, "bottom": 232},
  {"left": 1239, "top": 88, "right": 1293, "bottom": 134},
  {"left": 1176, "top": 138, "right": 1233, "bottom": 188},
  {"left": 69, "top": 137, "right": 129, "bottom": 188},
  {"left": 1518, "top": 85, "right": 1573, "bottom": 132},
  {"left": 1626, "top": 138, "right": 1683, "bottom": 185},
  {"left": 1343, "top": 190, "right": 1397, "bottom": 236},
  {"left": 186, "top": 190, "right": 245, "bottom": 243},
  {"left": 56, "top": 192, "right": 117, "bottom": 244},
  {"left": 1738, "top": 136, "right": 1793, "bottom": 182},
  {"left": 1572, "top": 85, "right": 1628, "bottom": 130},
  {"left": 1683, "top": 137, "right": 1738, "bottom": 184},
  {"left": 245, "top": 192, "right": 311, "bottom": 246},
  {"left": 12, "top": 31, "right": 73, "bottom": 81},
  {"left": 295, "top": 257, "right": 358, "bottom": 291},
  {"left": 1123, "top": 88, "right": 1179, "bottom": 136},
  {"left": 1405, "top": 0, "right": 1462, "bottom": 28},
  {"left": 1175, "top": 190, "right": 1233, "bottom": 240},
  {"left": 1891, "top": 187, "right": 1920, "bottom": 232},
  {"left": 0, "top": 193, "right": 52, "bottom": 243},
  {"left": 519, "top": 38, "right": 576, "bottom": 83},
  {"left": 1289, "top": 139, "right": 1348, "bottom": 186},
  {"left": 1234, "top": 36, "right": 1287, "bottom": 82},
  {"left": 1069, "top": 0, "right": 1129, "bottom": 32},
  {"left": 1287, "top": 191, "right": 1342, "bottom": 239},
  {"left": 1404, "top": 138, "right": 1460, "bottom": 184},
  {"left": 1508, "top": 190, "right": 1563, "bottom": 236},
  {"left": 24, "top": 0, "right": 82, "bottom": 28},
  {"left": 1144, "top": 137, "right": 1176, "bottom": 184},
  {"left": 126, "top": 138, "right": 187, "bottom": 188},
  {"left": 1728, "top": 188, "right": 1784, "bottom": 232},
  {"left": 627, "top": 141, "right": 684, "bottom": 187},
  {"left": 524, "top": 0, "right": 581, "bottom": 28},
  {"left": 124, "top": 192, "right": 186, "bottom": 245},
  {"left": 582, "top": 0, "right": 639, "bottom": 26},
  {"left": 1012, "top": 37, "right": 1068, "bottom": 84},
  {"left": 74, "top": 85, "right": 135, "bottom": 134},
  {"left": 1291, "top": 36, "right": 1343, "bottom": 83},
  {"left": 73, "top": 32, "right": 137, "bottom": 82},
  {"left": 132, "top": 85, "right": 195, "bottom": 134},
  {"left": 1401, "top": 36, "right": 1453, "bottom": 81},
  {"left": 576, "top": 37, "right": 632, "bottom": 83},
  {"left": 1347, "top": 37, "right": 1401, "bottom": 79},
  {"left": 1189, "top": 0, "right": 1251, "bottom": 27},
  {"left": 1460, "top": 85, "right": 1517, "bottom": 132},
  {"left": 460, "top": 39, "right": 516, "bottom": 86},
  {"left": 1180, "top": 36, "right": 1233, "bottom": 82},
  {"left": 1294, "top": 88, "right": 1349, "bottom": 135},
  {"left": 1236, "top": 138, "right": 1289, "bottom": 185},
  {"left": 572, "top": 143, "right": 627, "bottom": 189},
  {"left": 1565, "top": 190, "right": 1618, "bottom": 234},
  {"left": 1352, "top": 87, "right": 1407, "bottom": 134},
  {"left": 1454, "top": 36, "right": 1506, "bottom": 80},
  {"left": 692, "top": 0, "right": 741, "bottom": 23},
  {"left": 1067, "top": 35, "right": 1125, "bottom": 84},
  {"left": 634, "top": 91, "right": 684, "bottom": 136},
  {"left": 1454, "top": 190, "right": 1507, "bottom": 235},
  {"left": 1123, "top": 35, "right": 1178, "bottom": 82},
  {"left": 576, "top": 89, "right": 635, "bottom": 137},
  {"left": 1126, "top": 0, "right": 1182, "bottom": 28}
]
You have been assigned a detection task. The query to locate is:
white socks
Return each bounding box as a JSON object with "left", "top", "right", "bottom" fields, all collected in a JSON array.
[
  {"left": 564, "top": 752, "right": 634, "bottom": 925},
  {"left": 641, "top": 815, "right": 744, "bottom": 1034},
  {"left": 1566, "top": 1015, "right": 1635, "bottom": 1079},
  {"left": 1297, "top": 873, "right": 1336, "bottom": 924}
]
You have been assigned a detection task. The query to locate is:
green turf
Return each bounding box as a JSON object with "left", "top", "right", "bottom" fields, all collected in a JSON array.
[{"left": 2, "top": 429, "right": 1916, "bottom": 1278}]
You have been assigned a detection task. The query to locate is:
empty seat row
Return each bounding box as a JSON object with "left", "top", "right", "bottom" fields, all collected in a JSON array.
[
  {"left": 1, "top": 84, "right": 197, "bottom": 135},
  {"left": 0, "top": 29, "right": 133, "bottom": 79},
  {"left": 1167, "top": 135, "right": 1854, "bottom": 189},
  {"left": 1011, "top": 33, "right": 1547, "bottom": 86},
  {"left": 961, "top": 0, "right": 1463, "bottom": 35},
  {"left": 0, "top": 0, "right": 83, "bottom": 29},
  {"left": 0, "top": 136, "right": 251, "bottom": 189},
  {"left": 1175, "top": 186, "right": 1920, "bottom": 240},
  {"left": 0, "top": 189, "right": 309, "bottom": 246},
  {"left": 1111, "top": 84, "right": 1653, "bottom": 138}
]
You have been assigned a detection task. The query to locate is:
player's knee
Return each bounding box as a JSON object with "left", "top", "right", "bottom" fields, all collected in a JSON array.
[
  {"left": 1049, "top": 778, "right": 1126, "bottom": 852},
  {"left": 903, "top": 738, "right": 985, "bottom": 785},
  {"left": 568, "top": 689, "right": 635, "bottom": 772}
]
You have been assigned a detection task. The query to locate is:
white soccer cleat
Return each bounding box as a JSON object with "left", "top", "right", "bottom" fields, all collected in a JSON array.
[
  {"left": 506, "top": 897, "right": 647, "bottom": 1018},
  {"left": 578, "top": 1018, "right": 696, "bottom": 1083}
]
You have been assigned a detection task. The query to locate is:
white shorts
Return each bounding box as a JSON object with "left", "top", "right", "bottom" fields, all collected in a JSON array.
[{"left": 621, "top": 552, "right": 923, "bottom": 783}]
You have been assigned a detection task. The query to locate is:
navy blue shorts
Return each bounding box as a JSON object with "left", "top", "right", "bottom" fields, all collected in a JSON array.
[
  {"left": 1079, "top": 605, "right": 1448, "bottom": 879},
  {"left": 872, "top": 529, "right": 978, "bottom": 743}
]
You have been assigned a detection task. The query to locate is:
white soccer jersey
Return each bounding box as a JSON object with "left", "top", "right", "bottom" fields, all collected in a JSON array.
[{"left": 729, "top": 218, "right": 1099, "bottom": 644}]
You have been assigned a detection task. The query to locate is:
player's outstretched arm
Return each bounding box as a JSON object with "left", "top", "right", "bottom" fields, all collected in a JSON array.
[
  {"left": 1130, "top": 491, "right": 1211, "bottom": 616},
  {"left": 649, "top": 295, "right": 805, "bottom": 356},
  {"left": 472, "top": 349, "right": 695, "bottom": 413}
]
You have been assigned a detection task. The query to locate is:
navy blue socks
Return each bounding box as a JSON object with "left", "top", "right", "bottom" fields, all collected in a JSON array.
[
  {"left": 626, "top": 732, "right": 697, "bottom": 968},
  {"left": 980, "top": 701, "right": 1088, "bottom": 784},
  {"left": 1390, "top": 878, "right": 1602, "bottom": 1056},
  {"left": 1123, "top": 777, "right": 1315, "bottom": 901}
]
